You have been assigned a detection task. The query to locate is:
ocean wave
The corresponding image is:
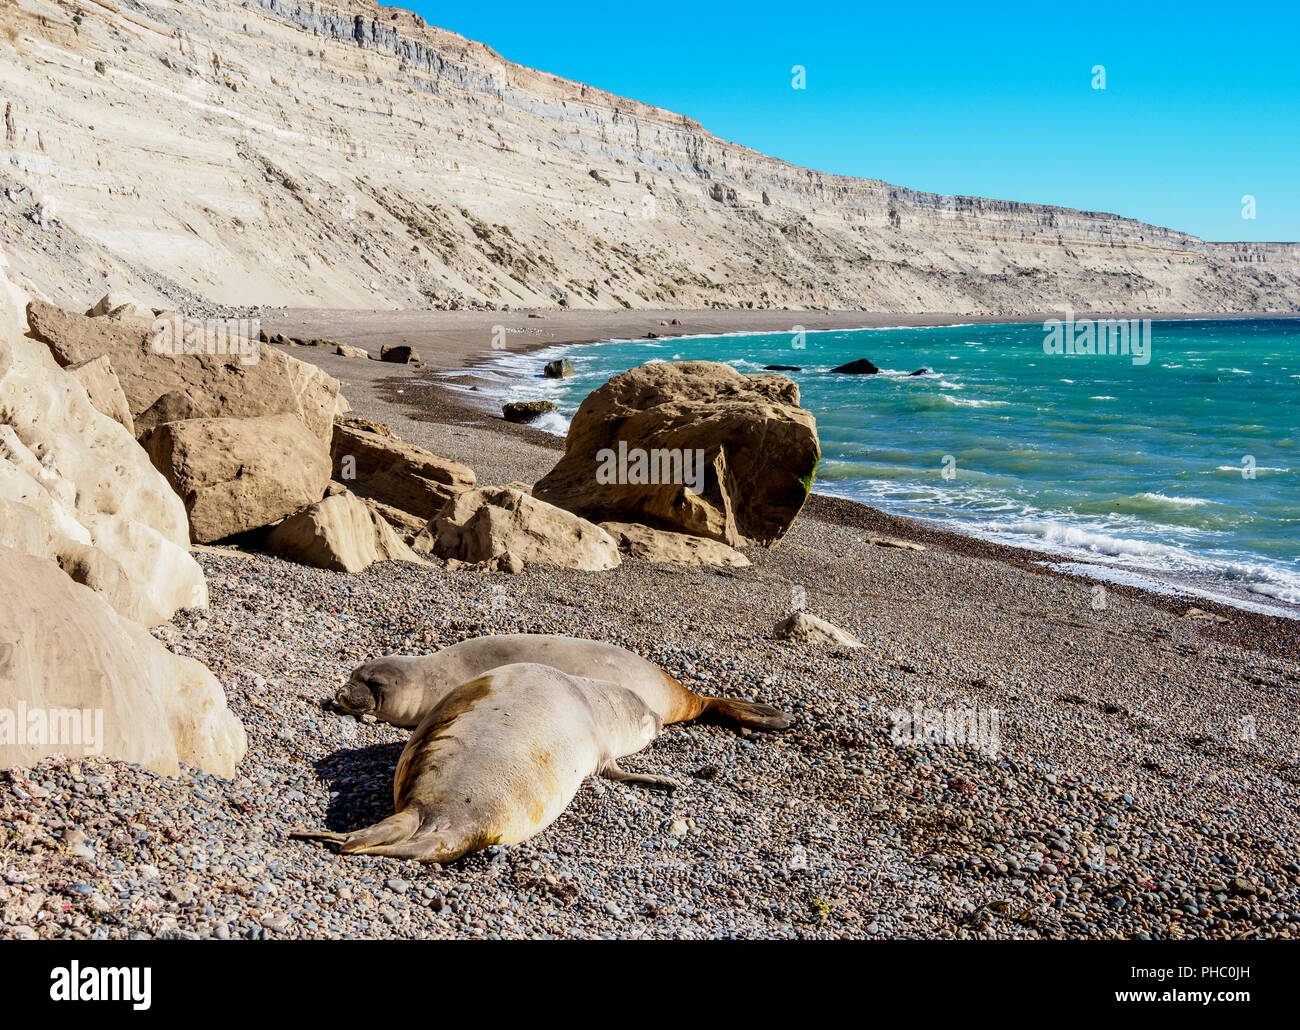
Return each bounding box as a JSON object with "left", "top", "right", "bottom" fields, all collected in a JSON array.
[{"left": 528, "top": 410, "right": 571, "bottom": 437}]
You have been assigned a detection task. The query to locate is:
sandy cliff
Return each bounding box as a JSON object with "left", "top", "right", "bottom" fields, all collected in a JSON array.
[{"left": 1, "top": 0, "right": 1297, "bottom": 313}]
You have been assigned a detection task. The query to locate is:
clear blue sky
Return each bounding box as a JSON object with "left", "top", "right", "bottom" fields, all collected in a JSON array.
[{"left": 407, "top": 0, "right": 1299, "bottom": 242}]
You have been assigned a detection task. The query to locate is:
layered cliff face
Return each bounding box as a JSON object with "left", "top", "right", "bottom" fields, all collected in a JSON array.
[{"left": 1, "top": 0, "right": 1296, "bottom": 313}]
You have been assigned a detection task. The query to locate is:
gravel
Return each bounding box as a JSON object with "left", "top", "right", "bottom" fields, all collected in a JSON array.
[{"left": 2, "top": 361, "right": 1298, "bottom": 939}]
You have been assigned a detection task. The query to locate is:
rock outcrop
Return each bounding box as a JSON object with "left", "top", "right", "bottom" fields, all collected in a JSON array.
[
  {"left": 265, "top": 487, "right": 429, "bottom": 573},
  {"left": 600, "top": 521, "right": 751, "bottom": 567},
  {"left": 142, "top": 415, "right": 331, "bottom": 543},
  {"left": 534, "top": 361, "right": 820, "bottom": 547},
  {"left": 428, "top": 486, "right": 620, "bottom": 571},
  {"left": 331, "top": 421, "right": 475, "bottom": 522},
  {"left": 26, "top": 302, "right": 344, "bottom": 444},
  {"left": 0, "top": 547, "right": 246, "bottom": 777},
  {"left": 1, "top": 283, "right": 205, "bottom": 626}
]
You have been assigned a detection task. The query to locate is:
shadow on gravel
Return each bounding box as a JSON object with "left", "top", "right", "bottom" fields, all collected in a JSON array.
[{"left": 310, "top": 742, "right": 404, "bottom": 832}]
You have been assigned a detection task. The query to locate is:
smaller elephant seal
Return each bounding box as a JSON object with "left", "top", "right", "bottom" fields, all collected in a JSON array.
[
  {"left": 334, "top": 633, "right": 793, "bottom": 732},
  {"left": 293, "top": 662, "right": 676, "bottom": 862}
]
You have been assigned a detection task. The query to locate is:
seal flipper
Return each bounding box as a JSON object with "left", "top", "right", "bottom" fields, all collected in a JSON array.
[
  {"left": 291, "top": 809, "right": 419, "bottom": 853},
  {"left": 600, "top": 759, "right": 680, "bottom": 791},
  {"left": 701, "top": 696, "right": 795, "bottom": 731}
]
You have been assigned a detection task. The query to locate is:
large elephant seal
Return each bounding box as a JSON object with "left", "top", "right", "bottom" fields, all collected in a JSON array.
[
  {"left": 334, "top": 633, "right": 793, "bottom": 732},
  {"left": 293, "top": 662, "right": 676, "bottom": 862}
]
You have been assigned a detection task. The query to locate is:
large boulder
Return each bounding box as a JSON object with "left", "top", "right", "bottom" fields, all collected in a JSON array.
[
  {"left": 142, "top": 414, "right": 331, "bottom": 543},
  {"left": 533, "top": 361, "right": 819, "bottom": 547},
  {"left": 25, "top": 301, "right": 345, "bottom": 443},
  {"left": 0, "top": 547, "right": 246, "bottom": 777},
  {"left": 66, "top": 355, "right": 134, "bottom": 434},
  {"left": 427, "top": 485, "right": 620, "bottom": 571},
  {"left": 1, "top": 275, "right": 206, "bottom": 627},
  {"left": 265, "top": 488, "right": 429, "bottom": 573},
  {"left": 331, "top": 421, "right": 474, "bottom": 522},
  {"left": 599, "top": 521, "right": 751, "bottom": 567}
]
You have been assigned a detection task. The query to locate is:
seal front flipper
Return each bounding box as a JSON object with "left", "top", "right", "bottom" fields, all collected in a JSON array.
[
  {"left": 599, "top": 759, "right": 680, "bottom": 791},
  {"left": 701, "top": 696, "right": 795, "bottom": 731}
]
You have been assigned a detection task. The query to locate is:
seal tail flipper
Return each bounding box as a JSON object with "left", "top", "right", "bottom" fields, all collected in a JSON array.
[
  {"left": 290, "top": 809, "right": 420, "bottom": 853},
  {"left": 702, "top": 696, "right": 796, "bottom": 731}
]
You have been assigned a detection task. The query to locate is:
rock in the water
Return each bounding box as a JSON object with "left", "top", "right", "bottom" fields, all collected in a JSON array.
[
  {"left": 533, "top": 361, "right": 819, "bottom": 547},
  {"left": 66, "top": 355, "right": 134, "bottom": 434},
  {"left": 600, "top": 521, "right": 751, "bottom": 567},
  {"left": 380, "top": 343, "right": 419, "bottom": 363},
  {"left": 427, "top": 485, "right": 620, "bottom": 571},
  {"left": 0, "top": 546, "right": 245, "bottom": 777},
  {"left": 503, "top": 400, "right": 557, "bottom": 424},
  {"left": 909, "top": 367, "right": 935, "bottom": 376},
  {"left": 265, "top": 488, "right": 428, "bottom": 573},
  {"left": 26, "top": 301, "right": 345, "bottom": 444},
  {"left": 773, "top": 612, "right": 862, "bottom": 648},
  {"left": 1, "top": 280, "right": 205, "bottom": 626},
  {"left": 142, "top": 414, "right": 331, "bottom": 543},
  {"left": 829, "top": 358, "right": 880, "bottom": 374},
  {"left": 764, "top": 364, "right": 802, "bottom": 371},
  {"left": 544, "top": 358, "right": 575, "bottom": 378},
  {"left": 331, "top": 422, "right": 474, "bottom": 522}
]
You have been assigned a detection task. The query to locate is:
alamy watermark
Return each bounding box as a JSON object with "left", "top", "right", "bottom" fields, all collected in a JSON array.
[
  {"left": 890, "top": 703, "right": 1001, "bottom": 757},
  {"left": 595, "top": 441, "right": 705, "bottom": 495},
  {"left": 1043, "top": 308, "right": 1151, "bottom": 366},
  {"left": 0, "top": 701, "right": 104, "bottom": 754},
  {"left": 151, "top": 314, "right": 261, "bottom": 366}
]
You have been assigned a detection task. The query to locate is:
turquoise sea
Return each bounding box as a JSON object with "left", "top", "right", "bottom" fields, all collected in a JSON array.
[{"left": 463, "top": 318, "right": 1300, "bottom": 614}]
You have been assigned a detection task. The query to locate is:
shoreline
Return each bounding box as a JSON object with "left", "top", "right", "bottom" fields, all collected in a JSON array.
[
  {"left": 261, "top": 307, "right": 1300, "bottom": 375},
  {"left": 258, "top": 309, "right": 1300, "bottom": 656}
]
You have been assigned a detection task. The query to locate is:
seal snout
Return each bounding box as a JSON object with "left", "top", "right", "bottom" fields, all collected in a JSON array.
[{"left": 335, "top": 676, "right": 378, "bottom": 715}]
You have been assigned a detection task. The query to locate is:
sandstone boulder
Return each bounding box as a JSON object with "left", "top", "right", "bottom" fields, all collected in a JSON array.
[
  {"left": 336, "top": 344, "right": 369, "bottom": 359},
  {"left": 26, "top": 301, "right": 345, "bottom": 443},
  {"left": 428, "top": 486, "right": 620, "bottom": 571},
  {"left": 142, "top": 414, "right": 331, "bottom": 543},
  {"left": 66, "top": 355, "right": 134, "bottom": 434},
  {"left": 1, "top": 277, "right": 205, "bottom": 627},
  {"left": 88, "top": 290, "right": 155, "bottom": 325},
  {"left": 331, "top": 421, "right": 474, "bottom": 522},
  {"left": 533, "top": 361, "right": 819, "bottom": 547},
  {"left": 774, "top": 612, "right": 862, "bottom": 648},
  {"left": 380, "top": 343, "right": 419, "bottom": 363},
  {"left": 0, "top": 547, "right": 246, "bottom": 777},
  {"left": 600, "top": 521, "right": 751, "bottom": 567},
  {"left": 265, "top": 488, "right": 429, "bottom": 573}
]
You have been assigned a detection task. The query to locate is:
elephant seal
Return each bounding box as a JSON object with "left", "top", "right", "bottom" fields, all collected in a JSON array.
[
  {"left": 334, "top": 633, "right": 793, "bottom": 732},
  {"left": 293, "top": 662, "right": 676, "bottom": 862}
]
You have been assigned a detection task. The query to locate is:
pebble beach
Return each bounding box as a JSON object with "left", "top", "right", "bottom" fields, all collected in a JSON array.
[{"left": 3, "top": 320, "right": 1299, "bottom": 941}]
